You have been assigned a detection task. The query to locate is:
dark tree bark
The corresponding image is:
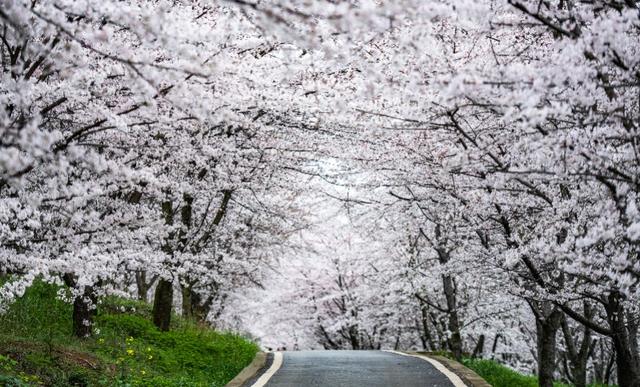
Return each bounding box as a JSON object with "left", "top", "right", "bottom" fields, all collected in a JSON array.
[
  {"left": 181, "top": 283, "right": 193, "bottom": 319},
  {"left": 348, "top": 325, "right": 360, "bottom": 350},
  {"left": 530, "top": 301, "right": 563, "bottom": 387},
  {"left": 559, "top": 291, "right": 640, "bottom": 387},
  {"left": 491, "top": 333, "right": 502, "bottom": 357},
  {"left": 593, "top": 339, "right": 614, "bottom": 385},
  {"left": 422, "top": 224, "right": 464, "bottom": 361},
  {"left": 152, "top": 199, "right": 175, "bottom": 331},
  {"left": 135, "top": 271, "right": 158, "bottom": 302},
  {"left": 417, "top": 301, "right": 436, "bottom": 350},
  {"left": 536, "top": 320, "right": 559, "bottom": 387},
  {"left": 443, "top": 273, "right": 463, "bottom": 360},
  {"left": 191, "top": 292, "right": 212, "bottom": 323},
  {"left": 472, "top": 334, "right": 486, "bottom": 359},
  {"left": 318, "top": 323, "right": 341, "bottom": 349},
  {"left": 605, "top": 354, "right": 616, "bottom": 385},
  {"left": 560, "top": 303, "right": 593, "bottom": 387},
  {"left": 179, "top": 193, "right": 193, "bottom": 248},
  {"left": 63, "top": 274, "right": 98, "bottom": 338},
  {"left": 72, "top": 286, "right": 97, "bottom": 338},
  {"left": 152, "top": 278, "right": 173, "bottom": 331},
  {"left": 605, "top": 291, "right": 640, "bottom": 387},
  {"left": 181, "top": 282, "right": 211, "bottom": 322},
  {"left": 178, "top": 190, "right": 230, "bottom": 324}
]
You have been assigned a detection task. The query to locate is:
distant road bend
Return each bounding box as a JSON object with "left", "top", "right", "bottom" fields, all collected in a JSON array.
[{"left": 244, "top": 350, "right": 466, "bottom": 387}]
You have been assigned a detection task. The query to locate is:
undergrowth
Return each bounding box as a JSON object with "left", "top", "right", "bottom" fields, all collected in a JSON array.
[
  {"left": 0, "top": 279, "right": 258, "bottom": 386},
  {"left": 462, "top": 358, "right": 615, "bottom": 387}
]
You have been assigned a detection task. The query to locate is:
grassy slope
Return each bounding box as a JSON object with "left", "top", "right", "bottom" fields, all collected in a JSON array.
[
  {"left": 0, "top": 280, "right": 258, "bottom": 386},
  {"left": 462, "top": 358, "right": 615, "bottom": 387}
]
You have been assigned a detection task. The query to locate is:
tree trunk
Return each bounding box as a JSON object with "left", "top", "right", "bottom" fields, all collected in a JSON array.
[
  {"left": 571, "top": 363, "right": 587, "bottom": 387},
  {"left": 72, "top": 285, "right": 97, "bottom": 338},
  {"left": 536, "top": 318, "right": 559, "bottom": 387},
  {"left": 491, "top": 333, "right": 501, "bottom": 357},
  {"left": 561, "top": 292, "right": 640, "bottom": 387},
  {"left": 182, "top": 284, "right": 212, "bottom": 323},
  {"left": 348, "top": 325, "right": 360, "bottom": 349},
  {"left": 152, "top": 278, "right": 173, "bottom": 331},
  {"left": 152, "top": 199, "right": 175, "bottom": 331},
  {"left": 176, "top": 190, "right": 231, "bottom": 325},
  {"left": 560, "top": 303, "right": 593, "bottom": 387},
  {"left": 432, "top": 224, "right": 463, "bottom": 361},
  {"left": 611, "top": 333, "right": 640, "bottom": 387},
  {"left": 418, "top": 303, "right": 435, "bottom": 350},
  {"left": 593, "top": 339, "right": 613, "bottom": 385},
  {"left": 63, "top": 274, "right": 98, "bottom": 338},
  {"left": 181, "top": 282, "right": 210, "bottom": 322},
  {"left": 442, "top": 273, "right": 463, "bottom": 360},
  {"left": 181, "top": 283, "right": 193, "bottom": 319},
  {"left": 472, "top": 334, "right": 485, "bottom": 358},
  {"left": 532, "top": 303, "right": 563, "bottom": 387},
  {"left": 605, "top": 291, "right": 640, "bottom": 387},
  {"left": 605, "top": 351, "right": 615, "bottom": 386},
  {"left": 135, "top": 271, "right": 157, "bottom": 302},
  {"left": 192, "top": 292, "right": 212, "bottom": 323}
]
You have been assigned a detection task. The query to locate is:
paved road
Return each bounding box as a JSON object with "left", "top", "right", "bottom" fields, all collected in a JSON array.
[{"left": 245, "top": 350, "right": 458, "bottom": 387}]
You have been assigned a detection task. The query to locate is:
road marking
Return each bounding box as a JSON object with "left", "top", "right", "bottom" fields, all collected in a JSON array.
[
  {"left": 384, "top": 350, "right": 467, "bottom": 387},
  {"left": 250, "top": 351, "right": 283, "bottom": 387}
]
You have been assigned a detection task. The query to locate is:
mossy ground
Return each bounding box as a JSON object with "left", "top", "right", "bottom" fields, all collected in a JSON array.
[{"left": 0, "top": 280, "right": 258, "bottom": 386}]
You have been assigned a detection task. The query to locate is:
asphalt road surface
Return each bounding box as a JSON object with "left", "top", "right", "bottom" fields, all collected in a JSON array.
[{"left": 244, "top": 350, "right": 460, "bottom": 387}]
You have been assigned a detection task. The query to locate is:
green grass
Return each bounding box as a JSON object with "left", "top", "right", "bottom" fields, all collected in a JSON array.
[
  {"left": 463, "top": 358, "right": 540, "bottom": 387},
  {"left": 0, "top": 279, "right": 259, "bottom": 386},
  {"left": 462, "top": 358, "right": 614, "bottom": 387}
]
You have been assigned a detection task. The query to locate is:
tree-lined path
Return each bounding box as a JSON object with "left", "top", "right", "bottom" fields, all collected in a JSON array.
[{"left": 1, "top": 0, "right": 639, "bottom": 386}]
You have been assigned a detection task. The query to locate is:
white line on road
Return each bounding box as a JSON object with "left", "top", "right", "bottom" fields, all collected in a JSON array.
[
  {"left": 250, "top": 352, "right": 283, "bottom": 387},
  {"left": 384, "top": 350, "right": 468, "bottom": 387}
]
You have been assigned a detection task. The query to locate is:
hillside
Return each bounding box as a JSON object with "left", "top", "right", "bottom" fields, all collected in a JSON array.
[{"left": 0, "top": 279, "right": 258, "bottom": 386}]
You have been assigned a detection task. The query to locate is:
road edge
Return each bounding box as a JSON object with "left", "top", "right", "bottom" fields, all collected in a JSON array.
[
  {"left": 408, "top": 352, "right": 491, "bottom": 387},
  {"left": 247, "top": 352, "right": 283, "bottom": 387},
  {"left": 225, "top": 351, "right": 267, "bottom": 387}
]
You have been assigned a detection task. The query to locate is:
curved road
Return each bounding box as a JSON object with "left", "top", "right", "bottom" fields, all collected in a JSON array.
[{"left": 244, "top": 350, "right": 463, "bottom": 387}]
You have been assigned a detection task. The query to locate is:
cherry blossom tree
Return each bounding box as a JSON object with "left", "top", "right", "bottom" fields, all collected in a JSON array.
[{"left": 2, "top": 2, "right": 638, "bottom": 387}]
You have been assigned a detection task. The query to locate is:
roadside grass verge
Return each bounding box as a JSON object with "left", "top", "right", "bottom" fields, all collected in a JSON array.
[
  {"left": 0, "top": 279, "right": 258, "bottom": 386},
  {"left": 462, "top": 358, "right": 615, "bottom": 387}
]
